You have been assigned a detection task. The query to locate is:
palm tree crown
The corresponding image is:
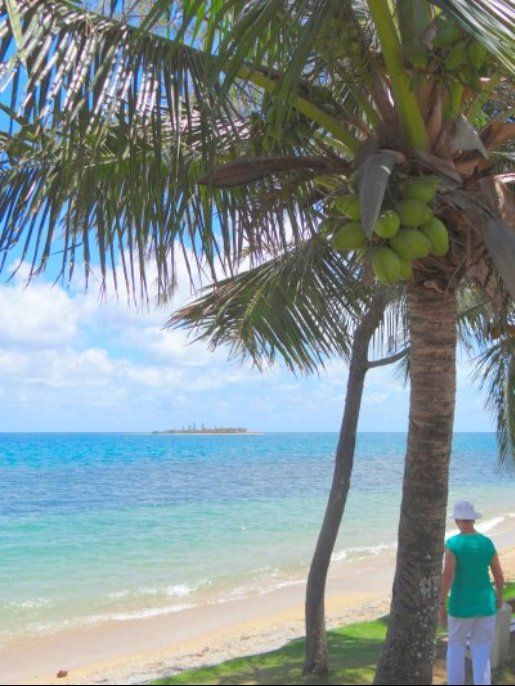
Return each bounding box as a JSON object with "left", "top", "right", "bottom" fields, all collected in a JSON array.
[{"left": 0, "top": 0, "right": 513, "bottom": 300}]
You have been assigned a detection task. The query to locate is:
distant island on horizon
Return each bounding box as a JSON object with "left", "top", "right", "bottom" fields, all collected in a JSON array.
[{"left": 153, "top": 425, "right": 249, "bottom": 435}]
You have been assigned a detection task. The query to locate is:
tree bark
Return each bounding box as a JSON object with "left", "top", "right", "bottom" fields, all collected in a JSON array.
[
  {"left": 374, "top": 282, "right": 457, "bottom": 685},
  {"left": 303, "top": 289, "right": 388, "bottom": 676}
]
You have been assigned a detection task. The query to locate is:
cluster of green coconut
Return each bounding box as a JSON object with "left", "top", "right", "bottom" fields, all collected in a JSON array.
[
  {"left": 326, "top": 176, "right": 450, "bottom": 285},
  {"left": 408, "top": 14, "right": 488, "bottom": 92},
  {"left": 434, "top": 16, "right": 487, "bottom": 71}
]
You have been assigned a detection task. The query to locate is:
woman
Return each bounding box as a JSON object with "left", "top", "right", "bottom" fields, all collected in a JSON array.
[{"left": 439, "top": 501, "right": 505, "bottom": 686}]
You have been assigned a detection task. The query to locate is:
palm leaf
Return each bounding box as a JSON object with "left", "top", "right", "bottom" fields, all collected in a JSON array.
[
  {"left": 456, "top": 284, "right": 493, "bottom": 352},
  {"left": 169, "top": 234, "right": 414, "bottom": 374},
  {"left": 0, "top": 0, "right": 236, "bottom": 139},
  {"left": 0, "top": 114, "right": 327, "bottom": 297},
  {"left": 4, "top": 0, "right": 23, "bottom": 54},
  {"left": 0, "top": 1, "right": 367, "bottom": 151},
  {"left": 431, "top": 0, "right": 515, "bottom": 73},
  {"left": 475, "top": 333, "right": 515, "bottom": 466},
  {"left": 457, "top": 282, "right": 514, "bottom": 465},
  {"left": 168, "top": 235, "right": 366, "bottom": 373}
]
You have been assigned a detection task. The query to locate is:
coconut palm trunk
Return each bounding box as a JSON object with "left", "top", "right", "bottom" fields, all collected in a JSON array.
[
  {"left": 374, "top": 282, "right": 457, "bottom": 685},
  {"left": 303, "top": 289, "right": 388, "bottom": 676}
]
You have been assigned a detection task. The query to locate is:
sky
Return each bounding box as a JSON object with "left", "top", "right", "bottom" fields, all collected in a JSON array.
[
  {"left": 0, "top": 31, "right": 496, "bottom": 435},
  {"left": 0, "top": 256, "right": 495, "bottom": 433}
]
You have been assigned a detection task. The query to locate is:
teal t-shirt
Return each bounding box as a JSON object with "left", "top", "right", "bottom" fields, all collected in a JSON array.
[{"left": 445, "top": 533, "right": 497, "bottom": 618}]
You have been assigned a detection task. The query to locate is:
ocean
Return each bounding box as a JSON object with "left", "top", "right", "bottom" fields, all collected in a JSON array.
[{"left": 1, "top": 432, "right": 513, "bottom": 647}]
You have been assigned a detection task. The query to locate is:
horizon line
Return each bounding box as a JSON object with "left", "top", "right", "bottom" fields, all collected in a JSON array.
[{"left": 0, "top": 430, "right": 497, "bottom": 435}]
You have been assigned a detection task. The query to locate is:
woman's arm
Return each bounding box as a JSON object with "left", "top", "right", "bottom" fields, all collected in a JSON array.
[
  {"left": 490, "top": 554, "right": 505, "bottom": 609},
  {"left": 439, "top": 549, "right": 456, "bottom": 625}
]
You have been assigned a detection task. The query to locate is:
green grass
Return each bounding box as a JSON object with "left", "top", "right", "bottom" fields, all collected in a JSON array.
[
  {"left": 153, "top": 583, "right": 515, "bottom": 686},
  {"left": 154, "top": 618, "right": 387, "bottom": 685}
]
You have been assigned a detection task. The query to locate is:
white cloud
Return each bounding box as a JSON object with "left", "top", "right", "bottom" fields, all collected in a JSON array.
[
  {"left": 365, "top": 392, "right": 389, "bottom": 405},
  {"left": 0, "top": 281, "right": 78, "bottom": 348},
  {"left": 0, "top": 264, "right": 270, "bottom": 431},
  {"left": 0, "top": 259, "right": 495, "bottom": 433}
]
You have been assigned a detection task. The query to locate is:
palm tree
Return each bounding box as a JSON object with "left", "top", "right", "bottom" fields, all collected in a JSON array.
[
  {"left": 0, "top": 1, "right": 513, "bottom": 682},
  {"left": 170, "top": 245, "right": 513, "bottom": 678},
  {"left": 170, "top": 256, "right": 408, "bottom": 676}
]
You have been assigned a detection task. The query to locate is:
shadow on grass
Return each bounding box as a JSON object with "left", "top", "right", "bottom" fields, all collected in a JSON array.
[{"left": 153, "top": 620, "right": 388, "bottom": 686}]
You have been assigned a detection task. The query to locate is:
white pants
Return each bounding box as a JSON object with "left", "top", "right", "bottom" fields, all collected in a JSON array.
[{"left": 447, "top": 615, "right": 496, "bottom": 685}]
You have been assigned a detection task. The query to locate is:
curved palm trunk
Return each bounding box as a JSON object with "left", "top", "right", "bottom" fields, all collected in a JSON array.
[
  {"left": 374, "top": 283, "right": 457, "bottom": 685},
  {"left": 303, "top": 290, "right": 388, "bottom": 676}
]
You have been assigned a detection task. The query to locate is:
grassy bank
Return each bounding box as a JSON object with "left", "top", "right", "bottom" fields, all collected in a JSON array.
[{"left": 153, "top": 582, "right": 515, "bottom": 686}]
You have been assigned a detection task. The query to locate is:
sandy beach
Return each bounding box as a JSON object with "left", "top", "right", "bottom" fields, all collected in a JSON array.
[{"left": 3, "top": 527, "right": 514, "bottom": 686}]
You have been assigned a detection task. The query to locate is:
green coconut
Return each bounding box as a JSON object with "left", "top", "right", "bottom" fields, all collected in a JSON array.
[
  {"left": 397, "top": 199, "right": 433, "bottom": 227},
  {"left": 467, "top": 41, "right": 487, "bottom": 70},
  {"left": 402, "top": 176, "right": 440, "bottom": 203},
  {"left": 444, "top": 41, "right": 468, "bottom": 71},
  {"left": 434, "top": 16, "right": 461, "bottom": 48},
  {"left": 331, "top": 221, "right": 367, "bottom": 251},
  {"left": 458, "top": 66, "right": 479, "bottom": 89},
  {"left": 409, "top": 47, "right": 429, "bottom": 70},
  {"left": 332, "top": 193, "right": 361, "bottom": 220},
  {"left": 374, "top": 210, "right": 400, "bottom": 238},
  {"left": 372, "top": 247, "right": 401, "bottom": 284},
  {"left": 420, "top": 217, "right": 450, "bottom": 256},
  {"left": 390, "top": 228, "right": 432, "bottom": 260},
  {"left": 398, "top": 258, "right": 414, "bottom": 281}
]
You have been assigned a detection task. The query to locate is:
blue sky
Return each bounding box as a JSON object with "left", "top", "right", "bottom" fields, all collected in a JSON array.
[{"left": 0, "top": 254, "right": 495, "bottom": 433}]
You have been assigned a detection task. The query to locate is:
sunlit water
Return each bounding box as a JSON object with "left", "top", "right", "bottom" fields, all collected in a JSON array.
[{"left": 1, "top": 432, "right": 513, "bottom": 645}]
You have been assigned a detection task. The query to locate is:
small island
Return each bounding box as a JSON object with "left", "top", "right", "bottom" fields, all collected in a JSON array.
[{"left": 153, "top": 424, "right": 249, "bottom": 435}]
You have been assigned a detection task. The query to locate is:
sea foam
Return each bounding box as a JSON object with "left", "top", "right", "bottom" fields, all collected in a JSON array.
[{"left": 331, "top": 542, "right": 397, "bottom": 563}]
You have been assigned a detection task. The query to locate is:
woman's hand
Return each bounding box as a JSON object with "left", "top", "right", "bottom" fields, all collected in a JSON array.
[
  {"left": 439, "top": 604, "right": 447, "bottom": 627},
  {"left": 490, "top": 555, "right": 505, "bottom": 611}
]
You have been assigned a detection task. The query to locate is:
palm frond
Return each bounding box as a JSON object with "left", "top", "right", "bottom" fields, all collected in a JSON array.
[
  {"left": 0, "top": 0, "right": 365, "bottom": 295},
  {"left": 0, "top": 0, "right": 240, "bottom": 144},
  {"left": 459, "top": 279, "right": 515, "bottom": 465},
  {"left": 169, "top": 233, "right": 415, "bottom": 374},
  {"left": 456, "top": 282, "right": 496, "bottom": 353},
  {"left": 371, "top": 289, "right": 409, "bottom": 363},
  {"left": 0, "top": 1, "right": 368, "bottom": 150},
  {"left": 0, "top": 112, "right": 331, "bottom": 298},
  {"left": 474, "top": 331, "right": 515, "bottom": 466},
  {"left": 197, "top": 156, "right": 351, "bottom": 188},
  {"left": 168, "top": 235, "right": 366, "bottom": 373}
]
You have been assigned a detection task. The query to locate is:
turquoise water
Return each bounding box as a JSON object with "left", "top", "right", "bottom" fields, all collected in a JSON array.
[{"left": 1, "top": 432, "right": 513, "bottom": 645}]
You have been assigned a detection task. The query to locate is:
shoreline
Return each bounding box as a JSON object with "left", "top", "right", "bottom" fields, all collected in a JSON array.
[
  {"left": 2, "top": 557, "right": 394, "bottom": 686},
  {"left": 3, "top": 533, "right": 514, "bottom": 686}
]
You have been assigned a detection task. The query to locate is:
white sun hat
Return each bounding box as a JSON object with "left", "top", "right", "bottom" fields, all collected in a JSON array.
[{"left": 450, "top": 500, "right": 482, "bottom": 520}]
